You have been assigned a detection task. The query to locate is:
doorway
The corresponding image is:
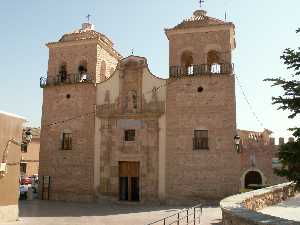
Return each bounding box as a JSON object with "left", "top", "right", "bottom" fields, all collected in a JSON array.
[
  {"left": 244, "top": 171, "right": 262, "bottom": 189},
  {"left": 119, "top": 161, "right": 140, "bottom": 201}
]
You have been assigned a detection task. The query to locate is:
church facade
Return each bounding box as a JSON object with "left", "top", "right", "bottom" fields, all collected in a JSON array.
[{"left": 39, "top": 9, "right": 259, "bottom": 203}]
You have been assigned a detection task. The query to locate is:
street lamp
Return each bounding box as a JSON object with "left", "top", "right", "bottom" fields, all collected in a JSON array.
[
  {"left": 0, "top": 129, "right": 32, "bottom": 177},
  {"left": 234, "top": 135, "right": 241, "bottom": 153}
]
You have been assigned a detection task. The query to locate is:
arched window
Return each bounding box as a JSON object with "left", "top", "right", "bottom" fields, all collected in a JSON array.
[
  {"left": 59, "top": 62, "right": 67, "bottom": 82},
  {"left": 100, "top": 61, "right": 107, "bottom": 80},
  {"left": 181, "top": 51, "right": 193, "bottom": 75},
  {"left": 78, "top": 60, "right": 87, "bottom": 74},
  {"left": 78, "top": 60, "right": 88, "bottom": 82},
  {"left": 207, "top": 50, "right": 221, "bottom": 74}
]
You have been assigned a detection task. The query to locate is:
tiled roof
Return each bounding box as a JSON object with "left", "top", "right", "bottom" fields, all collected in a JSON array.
[
  {"left": 47, "top": 23, "right": 122, "bottom": 59},
  {"left": 170, "top": 10, "right": 231, "bottom": 30},
  {"left": 59, "top": 28, "right": 113, "bottom": 47}
]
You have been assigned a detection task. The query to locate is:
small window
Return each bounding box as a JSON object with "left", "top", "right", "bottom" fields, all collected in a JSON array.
[
  {"left": 193, "top": 130, "right": 209, "bottom": 150},
  {"left": 21, "top": 142, "right": 28, "bottom": 153},
  {"left": 62, "top": 132, "right": 72, "bottom": 150},
  {"left": 20, "top": 162, "right": 27, "bottom": 174},
  {"left": 124, "top": 130, "right": 135, "bottom": 142}
]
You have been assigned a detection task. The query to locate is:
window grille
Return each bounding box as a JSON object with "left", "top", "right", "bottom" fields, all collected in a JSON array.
[
  {"left": 125, "top": 130, "right": 135, "bottom": 142},
  {"left": 193, "top": 130, "right": 209, "bottom": 150},
  {"left": 62, "top": 132, "right": 72, "bottom": 150}
]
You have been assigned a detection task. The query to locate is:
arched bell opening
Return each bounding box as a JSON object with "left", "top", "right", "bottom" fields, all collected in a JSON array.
[{"left": 181, "top": 51, "right": 194, "bottom": 75}]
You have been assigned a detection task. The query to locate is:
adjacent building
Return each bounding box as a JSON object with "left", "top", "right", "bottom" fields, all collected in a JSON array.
[
  {"left": 0, "top": 111, "right": 26, "bottom": 222},
  {"left": 238, "top": 129, "right": 286, "bottom": 190},
  {"left": 20, "top": 128, "right": 40, "bottom": 177}
]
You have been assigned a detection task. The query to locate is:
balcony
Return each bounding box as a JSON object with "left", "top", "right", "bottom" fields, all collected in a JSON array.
[
  {"left": 169, "top": 63, "right": 234, "bottom": 78},
  {"left": 40, "top": 73, "right": 93, "bottom": 88}
]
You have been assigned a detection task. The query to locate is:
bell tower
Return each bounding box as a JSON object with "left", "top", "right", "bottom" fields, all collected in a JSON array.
[
  {"left": 164, "top": 9, "right": 240, "bottom": 202},
  {"left": 165, "top": 9, "right": 236, "bottom": 76},
  {"left": 39, "top": 21, "right": 122, "bottom": 201}
]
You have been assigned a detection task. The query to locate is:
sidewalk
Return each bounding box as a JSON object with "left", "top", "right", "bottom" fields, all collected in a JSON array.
[
  {"left": 259, "top": 193, "right": 300, "bottom": 221},
  {"left": 0, "top": 200, "right": 222, "bottom": 225}
]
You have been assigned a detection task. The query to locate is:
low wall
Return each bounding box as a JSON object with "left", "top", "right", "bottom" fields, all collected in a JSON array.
[{"left": 220, "top": 182, "right": 299, "bottom": 225}]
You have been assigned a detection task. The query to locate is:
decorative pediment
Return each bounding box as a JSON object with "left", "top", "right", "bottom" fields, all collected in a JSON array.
[{"left": 118, "top": 56, "right": 148, "bottom": 70}]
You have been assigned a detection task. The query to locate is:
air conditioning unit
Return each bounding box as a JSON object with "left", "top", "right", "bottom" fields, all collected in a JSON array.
[{"left": 0, "top": 163, "right": 7, "bottom": 173}]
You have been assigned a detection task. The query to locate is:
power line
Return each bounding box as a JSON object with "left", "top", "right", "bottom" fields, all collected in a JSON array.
[
  {"left": 45, "top": 76, "right": 179, "bottom": 128},
  {"left": 45, "top": 74, "right": 265, "bottom": 130},
  {"left": 235, "top": 74, "right": 265, "bottom": 129}
]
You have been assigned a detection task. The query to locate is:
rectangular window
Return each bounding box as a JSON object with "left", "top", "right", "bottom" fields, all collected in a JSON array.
[
  {"left": 20, "top": 162, "right": 27, "bottom": 174},
  {"left": 21, "top": 142, "right": 28, "bottom": 153},
  {"left": 193, "top": 130, "right": 209, "bottom": 150},
  {"left": 62, "top": 132, "right": 72, "bottom": 150},
  {"left": 124, "top": 130, "right": 135, "bottom": 142}
]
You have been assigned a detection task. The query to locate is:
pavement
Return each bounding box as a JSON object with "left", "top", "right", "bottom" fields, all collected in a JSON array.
[
  {"left": 0, "top": 200, "right": 222, "bottom": 225},
  {"left": 259, "top": 193, "right": 300, "bottom": 222}
]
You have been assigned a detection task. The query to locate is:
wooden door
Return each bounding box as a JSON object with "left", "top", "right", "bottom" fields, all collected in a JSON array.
[{"left": 119, "top": 161, "right": 140, "bottom": 201}]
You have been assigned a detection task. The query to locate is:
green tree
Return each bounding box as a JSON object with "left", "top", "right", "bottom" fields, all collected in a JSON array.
[{"left": 265, "top": 28, "right": 300, "bottom": 188}]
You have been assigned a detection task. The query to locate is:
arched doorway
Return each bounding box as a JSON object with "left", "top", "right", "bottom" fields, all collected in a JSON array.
[{"left": 244, "top": 171, "right": 262, "bottom": 189}]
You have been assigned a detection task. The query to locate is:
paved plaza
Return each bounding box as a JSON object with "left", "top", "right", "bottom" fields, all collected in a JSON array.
[
  {"left": 259, "top": 193, "right": 300, "bottom": 221},
  {"left": 0, "top": 200, "right": 222, "bottom": 225}
]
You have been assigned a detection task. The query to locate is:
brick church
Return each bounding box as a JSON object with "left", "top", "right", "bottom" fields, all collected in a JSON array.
[{"left": 39, "top": 8, "right": 283, "bottom": 203}]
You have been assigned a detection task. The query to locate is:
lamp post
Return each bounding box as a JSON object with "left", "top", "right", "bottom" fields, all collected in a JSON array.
[
  {"left": 234, "top": 135, "right": 241, "bottom": 153},
  {"left": 0, "top": 129, "right": 32, "bottom": 177}
]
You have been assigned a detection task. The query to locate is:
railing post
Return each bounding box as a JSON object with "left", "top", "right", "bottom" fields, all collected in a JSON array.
[
  {"left": 193, "top": 207, "right": 196, "bottom": 225},
  {"left": 186, "top": 209, "right": 188, "bottom": 224},
  {"left": 163, "top": 218, "right": 166, "bottom": 225},
  {"left": 177, "top": 213, "right": 179, "bottom": 225}
]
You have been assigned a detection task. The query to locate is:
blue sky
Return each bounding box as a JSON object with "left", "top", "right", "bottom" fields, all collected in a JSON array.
[{"left": 1, "top": 0, "right": 299, "bottom": 141}]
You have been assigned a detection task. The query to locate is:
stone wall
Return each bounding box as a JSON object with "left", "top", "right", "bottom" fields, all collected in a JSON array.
[
  {"left": 95, "top": 56, "right": 166, "bottom": 202},
  {"left": 220, "top": 182, "right": 299, "bottom": 225}
]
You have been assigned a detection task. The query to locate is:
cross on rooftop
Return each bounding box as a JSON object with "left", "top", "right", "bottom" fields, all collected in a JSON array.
[
  {"left": 199, "top": 0, "right": 205, "bottom": 8},
  {"left": 86, "top": 14, "right": 91, "bottom": 23}
]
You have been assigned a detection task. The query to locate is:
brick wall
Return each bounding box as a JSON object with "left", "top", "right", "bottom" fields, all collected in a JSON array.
[{"left": 165, "top": 74, "right": 240, "bottom": 202}]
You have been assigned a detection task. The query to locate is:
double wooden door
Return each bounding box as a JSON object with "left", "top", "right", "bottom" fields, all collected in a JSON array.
[{"left": 119, "top": 161, "right": 140, "bottom": 201}]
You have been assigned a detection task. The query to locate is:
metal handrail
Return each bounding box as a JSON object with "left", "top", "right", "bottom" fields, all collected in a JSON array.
[
  {"left": 40, "top": 73, "right": 93, "bottom": 88},
  {"left": 146, "top": 204, "right": 202, "bottom": 225},
  {"left": 169, "top": 63, "right": 234, "bottom": 77}
]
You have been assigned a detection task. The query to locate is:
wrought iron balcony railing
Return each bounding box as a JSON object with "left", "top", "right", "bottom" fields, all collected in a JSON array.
[
  {"left": 169, "top": 63, "right": 234, "bottom": 78},
  {"left": 40, "top": 73, "right": 93, "bottom": 88}
]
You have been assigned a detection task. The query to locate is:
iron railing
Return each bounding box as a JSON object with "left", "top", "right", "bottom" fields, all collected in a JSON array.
[
  {"left": 169, "top": 63, "right": 234, "bottom": 78},
  {"left": 193, "top": 138, "right": 209, "bottom": 150},
  {"left": 40, "top": 73, "right": 93, "bottom": 88},
  {"left": 146, "top": 204, "right": 202, "bottom": 225}
]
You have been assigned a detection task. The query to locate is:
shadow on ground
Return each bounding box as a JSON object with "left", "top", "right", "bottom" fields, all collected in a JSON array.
[{"left": 19, "top": 200, "right": 187, "bottom": 218}]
